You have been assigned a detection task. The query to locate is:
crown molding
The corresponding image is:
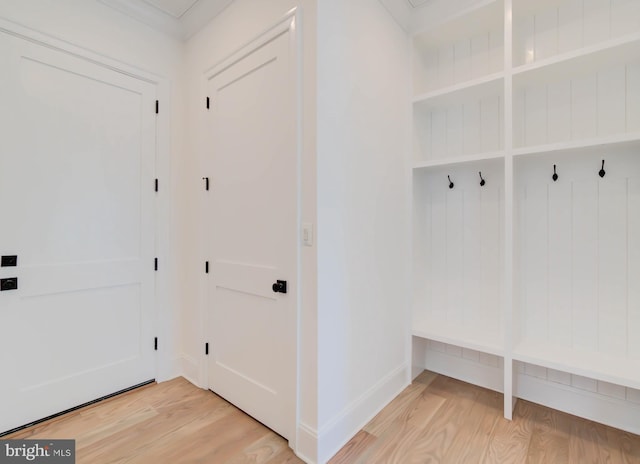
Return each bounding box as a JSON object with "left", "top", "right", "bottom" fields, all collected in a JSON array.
[{"left": 99, "top": 0, "right": 233, "bottom": 40}]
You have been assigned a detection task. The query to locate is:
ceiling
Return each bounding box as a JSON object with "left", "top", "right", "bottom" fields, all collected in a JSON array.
[
  {"left": 99, "top": 0, "right": 234, "bottom": 39},
  {"left": 141, "top": 0, "right": 200, "bottom": 19},
  {"left": 101, "top": 0, "right": 482, "bottom": 39}
]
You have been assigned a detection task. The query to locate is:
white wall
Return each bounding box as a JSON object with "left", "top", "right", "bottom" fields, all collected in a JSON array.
[
  {"left": 0, "top": 0, "right": 184, "bottom": 382},
  {"left": 182, "top": 1, "right": 318, "bottom": 461},
  {"left": 316, "top": 1, "right": 411, "bottom": 462}
]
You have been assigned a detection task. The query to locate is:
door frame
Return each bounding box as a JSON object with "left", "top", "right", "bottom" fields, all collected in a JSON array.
[
  {"left": 0, "top": 17, "right": 172, "bottom": 382},
  {"left": 199, "top": 7, "right": 302, "bottom": 446}
]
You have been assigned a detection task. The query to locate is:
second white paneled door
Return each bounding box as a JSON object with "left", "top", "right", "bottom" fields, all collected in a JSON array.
[
  {"left": 204, "top": 17, "right": 298, "bottom": 440},
  {"left": 0, "top": 29, "right": 158, "bottom": 432}
]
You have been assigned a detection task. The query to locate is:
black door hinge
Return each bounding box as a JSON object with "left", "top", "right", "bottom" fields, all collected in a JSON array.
[
  {"left": 154, "top": 337, "right": 158, "bottom": 351},
  {"left": 155, "top": 100, "right": 159, "bottom": 114},
  {"left": 206, "top": 97, "right": 210, "bottom": 109},
  {"left": 205, "top": 343, "right": 209, "bottom": 355},
  {"left": 154, "top": 258, "right": 158, "bottom": 271},
  {"left": 155, "top": 178, "right": 159, "bottom": 192},
  {"left": 205, "top": 261, "right": 209, "bottom": 274}
]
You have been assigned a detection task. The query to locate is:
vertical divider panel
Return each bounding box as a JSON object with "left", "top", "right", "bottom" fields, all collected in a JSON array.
[
  {"left": 504, "top": 0, "right": 515, "bottom": 420},
  {"left": 629, "top": 179, "right": 640, "bottom": 359}
]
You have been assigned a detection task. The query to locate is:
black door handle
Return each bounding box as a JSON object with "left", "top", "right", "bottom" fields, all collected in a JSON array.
[{"left": 272, "top": 280, "right": 287, "bottom": 294}]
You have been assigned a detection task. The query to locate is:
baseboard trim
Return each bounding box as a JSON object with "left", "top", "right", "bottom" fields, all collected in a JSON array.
[
  {"left": 317, "top": 362, "right": 409, "bottom": 464},
  {"left": 180, "top": 354, "right": 201, "bottom": 387},
  {"left": 295, "top": 421, "right": 318, "bottom": 464}
]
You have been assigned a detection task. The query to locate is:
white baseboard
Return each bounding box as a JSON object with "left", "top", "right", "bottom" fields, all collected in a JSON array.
[
  {"left": 179, "top": 354, "right": 201, "bottom": 388},
  {"left": 516, "top": 374, "right": 640, "bottom": 435},
  {"left": 317, "top": 363, "right": 409, "bottom": 464},
  {"left": 296, "top": 421, "right": 318, "bottom": 464}
]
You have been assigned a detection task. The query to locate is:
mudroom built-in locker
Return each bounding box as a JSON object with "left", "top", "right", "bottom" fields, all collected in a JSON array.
[{"left": 411, "top": 0, "right": 640, "bottom": 435}]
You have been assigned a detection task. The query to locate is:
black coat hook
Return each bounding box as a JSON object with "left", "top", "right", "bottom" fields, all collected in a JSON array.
[
  {"left": 599, "top": 160, "right": 606, "bottom": 178},
  {"left": 552, "top": 165, "right": 558, "bottom": 182},
  {"left": 448, "top": 175, "right": 454, "bottom": 189},
  {"left": 479, "top": 172, "right": 485, "bottom": 186}
]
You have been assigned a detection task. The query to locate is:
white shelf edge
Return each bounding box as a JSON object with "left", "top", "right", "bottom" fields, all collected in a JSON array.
[
  {"left": 412, "top": 72, "right": 504, "bottom": 104},
  {"left": 512, "top": 133, "right": 640, "bottom": 157},
  {"left": 412, "top": 323, "right": 504, "bottom": 357},
  {"left": 413, "top": 151, "right": 505, "bottom": 169},
  {"left": 512, "top": 32, "right": 640, "bottom": 78},
  {"left": 512, "top": 341, "right": 640, "bottom": 391}
]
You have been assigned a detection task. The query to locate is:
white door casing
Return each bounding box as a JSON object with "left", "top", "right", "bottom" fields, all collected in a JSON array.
[
  {"left": 0, "top": 27, "right": 158, "bottom": 433},
  {"left": 204, "top": 14, "right": 299, "bottom": 440}
]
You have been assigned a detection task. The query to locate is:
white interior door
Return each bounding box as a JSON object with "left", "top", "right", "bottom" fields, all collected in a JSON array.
[
  {"left": 0, "top": 31, "right": 157, "bottom": 433},
  {"left": 205, "top": 21, "right": 297, "bottom": 439}
]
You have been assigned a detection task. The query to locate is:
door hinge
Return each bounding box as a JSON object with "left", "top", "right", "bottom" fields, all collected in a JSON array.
[
  {"left": 205, "top": 343, "right": 209, "bottom": 355},
  {"left": 154, "top": 258, "right": 158, "bottom": 271},
  {"left": 155, "top": 100, "right": 159, "bottom": 114},
  {"left": 155, "top": 178, "right": 159, "bottom": 192},
  {"left": 154, "top": 337, "right": 158, "bottom": 351},
  {"left": 206, "top": 97, "right": 210, "bottom": 109},
  {"left": 203, "top": 177, "right": 210, "bottom": 191},
  {"left": 205, "top": 261, "right": 209, "bottom": 274}
]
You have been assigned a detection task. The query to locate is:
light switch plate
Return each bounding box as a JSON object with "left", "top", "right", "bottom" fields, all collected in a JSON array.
[{"left": 302, "top": 223, "right": 314, "bottom": 247}]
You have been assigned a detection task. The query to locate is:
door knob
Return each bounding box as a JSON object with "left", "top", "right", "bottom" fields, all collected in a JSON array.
[{"left": 272, "top": 280, "right": 287, "bottom": 294}]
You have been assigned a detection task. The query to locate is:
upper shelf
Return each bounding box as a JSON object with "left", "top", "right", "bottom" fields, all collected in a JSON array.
[
  {"left": 513, "top": 133, "right": 640, "bottom": 158},
  {"left": 513, "top": 32, "right": 640, "bottom": 87},
  {"left": 413, "top": 72, "right": 503, "bottom": 107},
  {"left": 413, "top": 150, "right": 504, "bottom": 169}
]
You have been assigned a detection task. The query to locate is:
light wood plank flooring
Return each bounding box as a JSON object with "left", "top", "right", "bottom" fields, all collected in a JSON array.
[
  {"left": 331, "top": 371, "right": 640, "bottom": 463},
  {"left": 5, "top": 377, "right": 301, "bottom": 464},
  {"left": 5, "top": 372, "right": 640, "bottom": 463}
]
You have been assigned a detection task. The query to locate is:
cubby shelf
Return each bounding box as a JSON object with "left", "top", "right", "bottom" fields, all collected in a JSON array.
[
  {"left": 513, "top": 32, "right": 640, "bottom": 85},
  {"left": 413, "top": 317, "right": 503, "bottom": 357},
  {"left": 512, "top": 133, "right": 640, "bottom": 158},
  {"left": 413, "top": 72, "right": 504, "bottom": 106},
  {"left": 413, "top": 150, "right": 504, "bottom": 169},
  {"left": 513, "top": 340, "right": 640, "bottom": 391}
]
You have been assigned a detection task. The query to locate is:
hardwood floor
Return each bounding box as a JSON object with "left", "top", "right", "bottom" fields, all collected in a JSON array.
[
  {"left": 5, "top": 377, "right": 302, "bottom": 464},
  {"left": 5, "top": 372, "right": 640, "bottom": 463},
  {"left": 330, "top": 371, "right": 640, "bottom": 464}
]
